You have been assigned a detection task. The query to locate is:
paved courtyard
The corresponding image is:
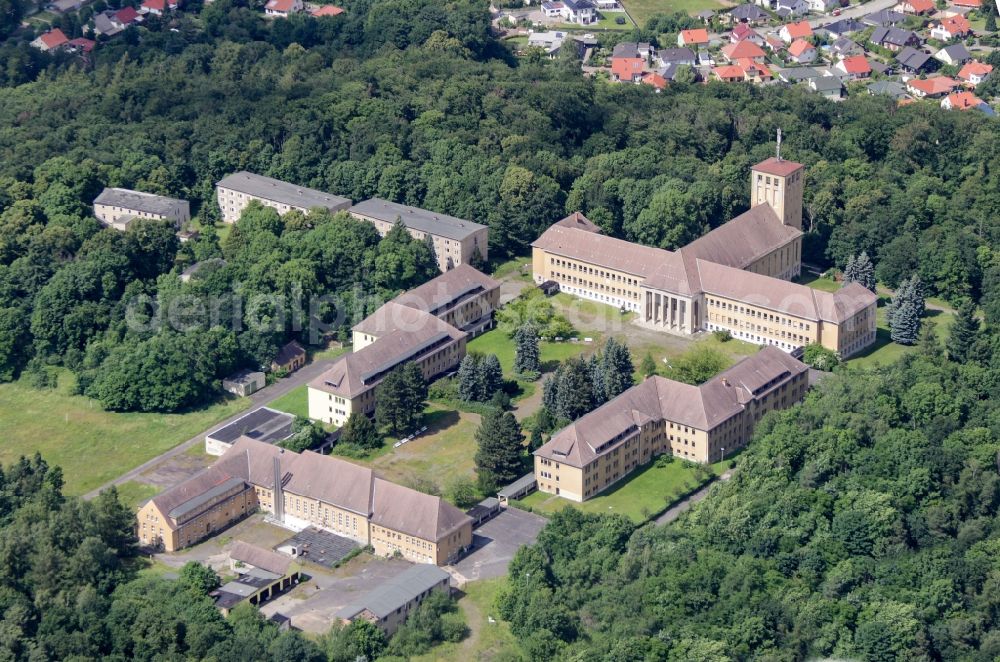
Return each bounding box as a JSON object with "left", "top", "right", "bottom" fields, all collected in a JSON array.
[{"left": 449, "top": 508, "right": 547, "bottom": 583}]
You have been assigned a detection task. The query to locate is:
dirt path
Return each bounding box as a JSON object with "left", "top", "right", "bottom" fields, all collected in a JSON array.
[{"left": 654, "top": 470, "right": 732, "bottom": 526}]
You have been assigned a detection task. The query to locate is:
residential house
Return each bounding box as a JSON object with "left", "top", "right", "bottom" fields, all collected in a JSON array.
[
  {"left": 66, "top": 37, "right": 95, "bottom": 56},
  {"left": 896, "top": 46, "right": 934, "bottom": 72},
  {"left": 641, "top": 71, "right": 669, "bottom": 90},
  {"left": 48, "top": 0, "right": 82, "bottom": 12},
  {"left": 728, "top": 3, "right": 769, "bottom": 23},
  {"left": 222, "top": 370, "right": 266, "bottom": 397},
  {"left": 141, "top": 0, "right": 179, "bottom": 15},
  {"left": 677, "top": 28, "right": 710, "bottom": 47},
  {"left": 868, "top": 80, "right": 910, "bottom": 98},
  {"left": 776, "top": 0, "right": 809, "bottom": 17},
  {"left": 950, "top": 0, "right": 980, "bottom": 6},
  {"left": 807, "top": 0, "right": 839, "bottom": 12},
  {"left": 958, "top": 60, "right": 993, "bottom": 86},
  {"left": 730, "top": 23, "right": 763, "bottom": 44},
  {"left": 264, "top": 0, "right": 303, "bottom": 16},
  {"left": 115, "top": 6, "right": 140, "bottom": 25},
  {"left": 30, "top": 28, "right": 69, "bottom": 51},
  {"left": 779, "top": 20, "right": 812, "bottom": 43},
  {"left": 822, "top": 18, "right": 865, "bottom": 37},
  {"left": 896, "top": 0, "right": 934, "bottom": 13},
  {"left": 93, "top": 187, "right": 190, "bottom": 230},
  {"left": 528, "top": 30, "right": 570, "bottom": 57},
  {"left": 336, "top": 565, "right": 451, "bottom": 635},
  {"left": 713, "top": 65, "right": 748, "bottom": 82},
  {"left": 835, "top": 54, "right": 872, "bottom": 79},
  {"left": 695, "top": 9, "right": 716, "bottom": 22},
  {"left": 541, "top": 0, "right": 597, "bottom": 24},
  {"left": 656, "top": 47, "right": 696, "bottom": 67},
  {"left": 864, "top": 8, "right": 906, "bottom": 25},
  {"left": 830, "top": 36, "right": 863, "bottom": 56},
  {"left": 739, "top": 59, "right": 774, "bottom": 82},
  {"left": 271, "top": 341, "right": 307, "bottom": 374},
  {"left": 216, "top": 171, "right": 351, "bottom": 223},
  {"left": 311, "top": 4, "right": 344, "bottom": 15},
  {"left": 612, "top": 41, "right": 650, "bottom": 58},
  {"left": 809, "top": 74, "right": 844, "bottom": 98},
  {"left": 721, "top": 39, "right": 767, "bottom": 62},
  {"left": 941, "top": 90, "right": 984, "bottom": 109},
  {"left": 935, "top": 43, "right": 971, "bottom": 64},
  {"left": 906, "top": 75, "right": 959, "bottom": 97},
  {"left": 787, "top": 38, "right": 817, "bottom": 63},
  {"left": 870, "top": 26, "right": 921, "bottom": 51},
  {"left": 765, "top": 35, "right": 784, "bottom": 51},
  {"left": 778, "top": 66, "right": 822, "bottom": 82},
  {"left": 138, "top": 437, "right": 473, "bottom": 563},
  {"left": 611, "top": 56, "right": 646, "bottom": 81},
  {"left": 930, "top": 15, "right": 971, "bottom": 40},
  {"left": 92, "top": 13, "right": 123, "bottom": 36},
  {"left": 533, "top": 348, "right": 811, "bottom": 500},
  {"left": 349, "top": 199, "right": 489, "bottom": 272}
]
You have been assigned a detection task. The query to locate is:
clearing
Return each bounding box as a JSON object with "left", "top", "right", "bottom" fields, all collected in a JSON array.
[
  {"left": 0, "top": 371, "right": 250, "bottom": 496},
  {"left": 621, "top": 0, "right": 727, "bottom": 27}
]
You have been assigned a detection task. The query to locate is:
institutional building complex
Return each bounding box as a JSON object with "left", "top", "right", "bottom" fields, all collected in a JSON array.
[
  {"left": 93, "top": 187, "right": 191, "bottom": 230},
  {"left": 532, "top": 157, "right": 878, "bottom": 358},
  {"left": 534, "top": 347, "right": 809, "bottom": 501},
  {"left": 349, "top": 198, "right": 489, "bottom": 272},
  {"left": 309, "top": 265, "right": 500, "bottom": 427},
  {"left": 215, "top": 171, "right": 352, "bottom": 223},
  {"left": 136, "top": 437, "right": 473, "bottom": 564}
]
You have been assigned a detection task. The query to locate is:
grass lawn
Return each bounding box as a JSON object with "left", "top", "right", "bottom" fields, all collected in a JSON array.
[
  {"left": 491, "top": 253, "right": 532, "bottom": 281},
  {"left": 467, "top": 327, "right": 598, "bottom": 375},
  {"left": 848, "top": 305, "right": 954, "bottom": 369},
  {"left": 517, "top": 459, "right": 720, "bottom": 523},
  {"left": 796, "top": 272, "right": 841, "bottom": 293},
  {"left": 0, "top": 371, "right": 251, "bottom": 496},
  {"left": 620, "top": 0, "right": 725, "bottom": 25},
  {"left": 413, "top": 578, "right": 523, "bottom": 662},
  {"left": 115, "top": 481, "right": 161, "bottom": 508},
  {"left": 310, "top": 344, "right": 348, "bottom": 362},
  {"left": 552, "top": 15, "right": 636, "bottom": 30},
  {"left": 550, "top": 292, "right": 636, "bottom": 333},
  {"left": 268, "top": 385, "right": 310, "bottom": 419}
]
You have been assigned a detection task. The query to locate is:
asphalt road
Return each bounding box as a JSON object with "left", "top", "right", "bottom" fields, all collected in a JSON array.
[
  {"left": 82, "top": 356, "right": 338, "bottom": 500},
  {"left": 807, "top": 0, "right": 897, "bottom": 28}
]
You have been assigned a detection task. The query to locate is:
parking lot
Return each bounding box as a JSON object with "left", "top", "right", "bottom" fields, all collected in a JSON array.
[{"left": 450, "top": 507, "right": 547, "bottom": 583}]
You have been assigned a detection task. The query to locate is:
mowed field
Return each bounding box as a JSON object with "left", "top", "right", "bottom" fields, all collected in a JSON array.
[
  {"left": 0, "top": 371, "right": 250, "bottom": 496},
  {"left": 621, "top": 0, "right": 727, "bottom": 27}
]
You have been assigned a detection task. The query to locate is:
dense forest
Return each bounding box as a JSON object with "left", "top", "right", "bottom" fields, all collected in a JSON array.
[{"left": 0, "top": 0, "right": 998, "bottom": 409}]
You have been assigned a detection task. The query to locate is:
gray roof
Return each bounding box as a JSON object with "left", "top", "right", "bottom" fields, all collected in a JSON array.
[
  {"left": 868, "top": 80, "right": 909, "bottom": 98},
  {"left": 349, "top": 198, "right": 486, "bottom": 241},
  {"left": 896, "top": 46, "right": 931, "bottom": 70},
  {"left": 830, "top": 37, "right": 862, "bottom": 55},
  {"left": 613, "top": 42, "right": 640, "bottom": 58},
  {"left": 729, "top": 3, "right": 768, "bottom": 19},
  {"left": 207, "top": 407, "right": 294, "bottom": 444},
  {"left": 657, "top": 47, "right": 696, "bottom": 64},
  {"left": 168, "top": 476, "right": 247, "bottom": 520},
  {"left": 936, "top": 43, "right": 970, "bottom": 63},
  {"left": 809, "top": 76, "right": 844, "bottom": 92},
  {"left": 94, "top": 187, "right": 186, "bottom": 215},
  {"left": 822, "top": 18, "right": 864, "bottom": 35},
  {"left": 336, "top": 564, "right": 450, "bottom": 620},
  {"left": 217, "top": 171, "right": 351, "bottom": 212},
  {"left": 865, "top": 8, "right": 906, "bottom": 25},
  {"left": 779, "top": 66, "right": 822, "bottom": 81},
  {"left": 497, "top": 473, "right": 538, "bottom": 498},
  {"left": 872, "top": 26, "right": 919, "bottom": 46}
]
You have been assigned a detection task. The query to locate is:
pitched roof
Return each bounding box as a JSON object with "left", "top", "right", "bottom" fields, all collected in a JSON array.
[
  {"left": 229, "top": 541, "right": 293, "bottom": 576},
  {"left": 658, "top": 47, "right": 696, "bottom": 63},
  {"left": 349, "top": 198, "right": 486, "bottom": 241},
  {"left": 782, "top": 20, "right": 813, "bottom": 38},
  {"left": 553, "top": 211, "right": 601, "bottom": 233},
  {"left": 285, "top": 451, "right": 374, "bottom": 515},
  {"left": 642, "top": 71, "right": 669, "bottom": 90},
  {"left": 722, "top": 39, "right": 766, "bottom": 60},
  {"left": 959, "top": 60, "right": 992, "bottom": 80},
  {"left": 313, "top": 313, "right": 465, "bottom": 398},
  {"left": 532, "top": 224, "right": 671, "bottom": 278},
  {"left": 311, "top": 4, "right": 343, "bottom": 14},
  {"left": 936, "top": 43, "right": 971, "bottom": 62},
  {"left": 713, "top": 64, "right": 747, "bottom": 79},
  {"left": 753, "top": 157, "right": 805, "bottom": 177},
  {"left": 680, "top": 204, "right": 801, "bottom": 271},
  {"left": 115, "top": 6, "right": 139, "bottom": 22},
  {"left": 901, "top": 0, "right": 934, "bottom": 11},
  {"left": 370, "top": 478, "right": 472, "bottom": 540},
  {"left": 823, "top": 18, "right": 865, "bottom": 35},
  {"left": 944, "top": 90, "right": 983, "bottom": 109},
  {"left": 265, "top": 0, "right": 297, "bottom": 10},
  {"left": 273, "top": 340, "right": 306, "bottom": 366},
  {"left": 865, "top": 8, "right": 906, "bottom": 24},
  {"left": 217, "top": 172, "right": 350, "bottom": 212},
  {"left": 679, "top": 28, "right": 709, "bottom": 44},
  {"left": 149, "top": 464, "right": 249, "bottom": 527},
  {"left": 907, "top": 76, "right": 959, "bottom": 95},
  {"left": 729, "top": 3, "right": 768, "bottom": 19},
  {"left": 67, "top": 37, "right": 95, "bottom": 52},
  {"left": 38, "top": 28, "right": 69, "bottom": 48},
  {"left": 611, "top": 56, "right": 646, "bottom": 79},
  {"left": 336, "top": 565, "right": 451, "bottom": 620},
  {"left": 387, "top": 264, "right": 500, "bottom": 322},
  {"left": 839, "top": 55, "right": 871, "bottom": 74},
  {"left": 952, "top": 0, "right": 980, "bottom": 6},
  {"left": 93, "top": 187, "right": 186, "bottom": 216},
  {"left": 935, "top": 15, "right": 970, "bottom": 35},
  {"left": 896, "top": 46, "right": 931, "bottom": 69},
  {"left": 788, "top": 39, "right": 814, "bottom": 57},
  {"left": 142, "top": 0, "right": 166, "bottom": 10},
  {"left": 731, "top": 23, "right": 756, "bottom": 40},
  {"left": 535, "top": 347, "right": 810, "bottom": 466},
  {"left": 871, "top": 26, "right": 918, "bottom": 45}
]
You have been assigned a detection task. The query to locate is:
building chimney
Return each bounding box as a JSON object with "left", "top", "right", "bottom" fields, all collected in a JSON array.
[{"left": 273, "top": 457, "right": 284, "bottom": 522}]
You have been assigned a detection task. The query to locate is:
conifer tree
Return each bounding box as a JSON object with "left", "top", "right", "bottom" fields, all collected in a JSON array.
[
  {"left": 554, "top": 357, "right": 593, "bottom": 421},
  {"left": 641, "top": 353, "right": 657, "bottom": 377},
  {"left": 589, "top": 354, "right": 607, "bottom": 406},
  {"left": 513, "top": 324, "right": 540, "bottom": 374},
  {"left": 340, "top": 412, "right": 381, "bottom": 450},
  {"left": 542, "top": 373, "right": 559, "bottom": 412},
  {"left": 479, "top": 354, "right": 503, "bottom": 398},
  {"left": 375, "top": 362, "right": 427, "bottom": 434},
  {"left": 855, "top": 252, "right": 876, "bottom": 292},
  {"left": 602, "top": 337, "right": 634, "bottom": 399},
  {"left": 474, "top": 408, "right": 524, "bottom": 492},
  {"left": 843, "top": 254, "right": 857, "bottom": 283},
  {"left": 947, "top": 300, "right": 978, "bottom": 363},
  {"left": 457, "top": 354, "right": 480, "bottom": 401},
  {"left": 889, "top": 276, "right": 923, "bottom": 346}
]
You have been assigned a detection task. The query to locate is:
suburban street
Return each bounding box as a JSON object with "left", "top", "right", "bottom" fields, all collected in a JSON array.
[
  {"left": 82, "top": 356, "right": 339, "bottom": 500},
  {"left": 807, "top": 0, "right": 896, "bottom": 27}
]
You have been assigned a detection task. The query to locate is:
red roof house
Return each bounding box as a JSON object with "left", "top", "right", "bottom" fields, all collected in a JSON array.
[
  {"left": 836, "top": 55, "right": 872, "bottom": 79},
  {"left": 677, "top": 28, "right": 709, "bottom": 47},
  {"left": 712, "top": 65, "right": 746, "bottom": 82},
  {"left": 721, "top": 39, "right": 766, "bottom": 62},
  {"left": 311, "top": 4, "right": 344, "bottom": 15},
  {"left": 611, "top": 57, "right": 646, "bottom": 82},
  {"left": 787, "top": 38, "right": 817, "bottom": 63},
  {"left": 779, "top": 21, "right": 812, "bottom": 43},
  {"left": 67, "top": 37, "right": 96, "bottom": 52},
  {"left": 951, "top": 0, "right": 980, "bottom": 7},
  {"left": 896, "top": 0, "right": 934, "bottom": 13},
  {"left": 931, "top": 15, "right": 971, "bottom": 40},
  {"left": 907, "top": 76, "right": 959, "bottom": 98},
  {"left": 115, "top": 6, "right": 140, "bottom": 23},
  {"left": 31, "top": 28, "right": 69, "bottom": 51},
  {"left": 641, "top": 72, "right": 669, "bottom": 90},
  {"left": 958, "top": 61, "right": 993, "bottom": 85},
  {"left": 941, "top": 90, "right": 983, "bottom": 110}
]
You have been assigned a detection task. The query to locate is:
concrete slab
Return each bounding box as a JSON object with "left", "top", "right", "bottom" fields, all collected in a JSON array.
[{"left": 449, "top": 508, "right": 547, "bottom": 583}]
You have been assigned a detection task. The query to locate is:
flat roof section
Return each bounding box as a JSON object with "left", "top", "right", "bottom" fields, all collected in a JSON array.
[
  {"left": 208, "top": 407, "right": 295, "bottom": 444},
  {"left": 217, "top": 171, "right": 351, "bottom": 211},
  {"left": 350, "top": 198, "right": 487, "bottom": 241}
]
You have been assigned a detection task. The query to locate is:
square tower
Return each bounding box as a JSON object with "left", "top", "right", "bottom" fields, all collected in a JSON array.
[{"left": 751, "top": 157, "right": 805, "bottom": 231}]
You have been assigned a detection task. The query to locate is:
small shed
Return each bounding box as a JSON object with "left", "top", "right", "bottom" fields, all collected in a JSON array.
[
  {"left": 222, "top": 369, "right": 265, "bottom": 397},
  {"left": 539, "top": 280, "right": 560, "bottom": 296},
  {"left": 466, "top": 497, "right": 501, "bottom": 526},
  {"left": 497, "top": 474, "right": 537, "bottom": 507},
  {"left": 271, "top": 340, "right": 307, "bottom": 373}
]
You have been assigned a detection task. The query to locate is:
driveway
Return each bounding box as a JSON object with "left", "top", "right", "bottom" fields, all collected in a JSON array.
[
  {"left": 84, "top": 356, "right": 340, "bottom": 500},
  {"left": 448, "top": 508, "right": 548, "bottom": 584}
]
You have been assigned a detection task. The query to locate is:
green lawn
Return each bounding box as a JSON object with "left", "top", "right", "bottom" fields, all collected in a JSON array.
[
  {"left": 268, "top": 385, "right": 310, "bottom": 419},
  {"left": 310, "top": 344, "right": 348, "bottom": 362},
  {"left": 848, "top": 306, "right": 954, "bottom": 369},
  {"left": 413, "top": 578, "right": 524, "bottom": 662},
  {"left": 552, "top": 15, "right": 636, "bottom": 30},
  {"left": 491, "top": 253, "right": 532, "bottom": 281},
  {"left": 620, "top": 0, "right": 725, "bottom": 26},
  {"left": 517, "top": 459, "right": 719, "bottom": 523},
  {"left": 115, "top": 481, "right": 161, "bottom": 508},
  {"left": 467, "top": 327, "right": 597, "bottom": 375},
  {"left": 0, "top": 371, "right": 251, "bottom": 496},
  {"left": 796, "top": 272, "right": 841, "bottom": 293}
]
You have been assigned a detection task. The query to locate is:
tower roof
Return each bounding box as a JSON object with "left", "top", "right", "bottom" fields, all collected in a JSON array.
[{"left": 753, "top": 157, "right": 804, "bottom": 177}]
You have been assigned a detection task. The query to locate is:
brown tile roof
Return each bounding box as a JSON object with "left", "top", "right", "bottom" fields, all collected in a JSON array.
[
  {"left": 532, "top": 224, "right": 670, "bottom": 278},
  {"left": 389, "top": 264, "right": 500, "bottom": 319},
  {"left": 753, "top": 157, "right": 804, "bottom": 177},
  {"left": 553, "top": 212, "right": 602, "bottom": 233},
  {"left": 229, "top": 541, "right": 292, "bottom": 576},
  {"left": 217, "top": 436, "right": 296, "bottom": 489},
  {"left": 149, "top": 463, "right": 248, "bottom": 528},
  {"left": 314, "top": 314, "right": 465, "bottom": 398},
  {"left": 642, "top": 250, "right": 701, "bottom": 296},
  {"left": 273, "top": 340, "right": 306, "bottom": 366},
  {"left": 370, "top": 478, "right": 472, "bottom": 541},
  {"left": 679, "top": 204, "right": 801, "bottom": 270},
  {"left": 284, "top": 451, "right": 374, "bottom": 515},
  {"left": 722, "top": 40, "right": 766, "bottom": 61},
  {"left": 535, "top": 347, "right": 808, "bottom": 467}
]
